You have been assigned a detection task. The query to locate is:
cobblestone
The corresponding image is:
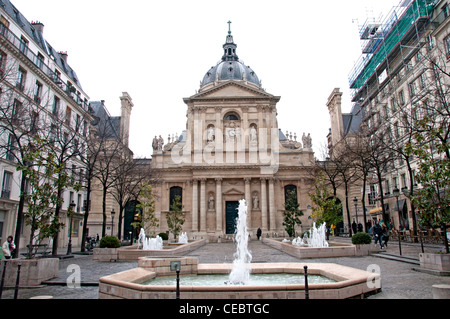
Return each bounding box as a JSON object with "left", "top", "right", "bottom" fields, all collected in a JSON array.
[{"left": 1, "top": 237, "right": 449, "bottom": 299}]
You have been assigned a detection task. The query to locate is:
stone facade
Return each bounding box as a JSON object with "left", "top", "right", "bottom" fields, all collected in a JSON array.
[{"left": 150, "top": 31, "right": 317, "bottom": 240}]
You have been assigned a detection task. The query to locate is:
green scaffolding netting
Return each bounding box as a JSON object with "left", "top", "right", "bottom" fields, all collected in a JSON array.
[{"left": 350, "top": 0, "right": 435, "bottom": 90}]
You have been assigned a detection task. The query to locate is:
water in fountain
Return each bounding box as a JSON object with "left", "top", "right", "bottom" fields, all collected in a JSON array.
[
  {"left": 178, "top": 232, "right": 188, "bottom": 244},
  {"left": 138, "top": 228, "right": 163, "bottom": 250},
  {"left": 227, "top": 199, "right": 252, "bottom": 285},
  {"left": 292, "top": 222, "right": 329, "bottom": 248}
]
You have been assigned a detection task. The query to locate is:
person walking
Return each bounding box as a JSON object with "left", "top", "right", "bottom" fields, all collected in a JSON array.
[
  {"left": 373, "top": 223, "right": 384, "bottom": 249},
  {"left": 256, "top": 228, "right": 262, "bottom": 241},
  {"left": 2, "top": 236, "right": 16, "bottom": 259},
  {"left": 381, "top": 223, "right": 389, "bottom": 248}
]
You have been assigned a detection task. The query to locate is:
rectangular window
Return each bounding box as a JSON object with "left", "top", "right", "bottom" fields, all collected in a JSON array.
[
  {"left": 65, "top": 106, "right": 72, "bottom": 126},
  {"left": 19, "top": 35, "right": 28, "bottom": 54},
  {"left": 6, "top": 134, "right": 15, "bottom": 161},
  {"left": 34, "top": 81, "right": 42, "bottom": 104},
  {"left": 445, "top": 35, "right": 450, "bottom": 59},
  {"left": 0, "top": 50, "right": 6, "bottom": 76},
  {"left": 52, "top": 96, "right": 60, "bottom": 115},
  {"left": 1, "top": 171, "right": 12, "bottom": 199},
  {"left": 399, "top": 90, "right": 405, "bottom": 106},
  {"left": 408, "top": 82, "right": 416, "bottom": 98},
  {"left": 16, "top": 67, "right": 26, "bottom": 91}
]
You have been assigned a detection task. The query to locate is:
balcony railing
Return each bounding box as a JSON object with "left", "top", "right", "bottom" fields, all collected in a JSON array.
[{"left": 0, "top": 23, "right": 89, "bottom": 111}]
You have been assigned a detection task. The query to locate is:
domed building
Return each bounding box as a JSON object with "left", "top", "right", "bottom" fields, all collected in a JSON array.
[{"left": 148, "top": 24, "right": 317, "bottom": 240}]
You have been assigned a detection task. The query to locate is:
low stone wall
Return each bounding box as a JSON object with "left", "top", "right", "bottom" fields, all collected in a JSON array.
[
  {"left": 98, "top": 259, "right": 382, "bottom": 299},
  {"left": 93, "top": 239, "right": 207, "bottom": 262},
  {"left": 419, "top": 253, "right": 450, "bottom": 275},
  {"left": 0, "top": 258, "right": 59, "bottom": 287},
  {"left": 262, "top": 238, "right": 380, "bottom": 259}
]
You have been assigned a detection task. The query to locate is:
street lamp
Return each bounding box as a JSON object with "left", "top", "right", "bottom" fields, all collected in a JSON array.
[
  {"left": 66, "top": 201, "right": 76, "bottom": 255},
  {"left": 393, "top": 187, "right": 402, "bottom": 256},
  {"left": 111, "top": 209, "right": 116, "bottom": 237},
  {"left": 353, "top": 197, "right": 358, "bottom": 226}
]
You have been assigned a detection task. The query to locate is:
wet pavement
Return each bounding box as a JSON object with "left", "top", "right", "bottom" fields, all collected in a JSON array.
[{"left": 1, "top": 237, "right": 449, "bottom": 299}]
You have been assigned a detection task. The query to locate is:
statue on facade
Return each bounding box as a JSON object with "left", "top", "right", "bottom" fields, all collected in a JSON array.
[
  {"left": 152, "top": 136, "right": 158, "bottom": 152},
  {"left": 157, "top": 135, "right": 164, "bottom": 151},
  {"left": 207, "top": 126, "right": 215, "bottom": 143},
  {"left": 208, "top": 193, "right": 215, "bottom": 210},
  {"left": 302, "top": 133, "right": 312, "bottom": 149},
  {"left": 253, "top": 192, "right": 259, "bottom": 209},
  {"left": 250, "top": 126, "right": 257, "bottom": 143}
]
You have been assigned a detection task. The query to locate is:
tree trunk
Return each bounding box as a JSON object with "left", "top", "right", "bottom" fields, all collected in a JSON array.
[{"left": 13, "top": 171, "right": 27, "bottom": 258}]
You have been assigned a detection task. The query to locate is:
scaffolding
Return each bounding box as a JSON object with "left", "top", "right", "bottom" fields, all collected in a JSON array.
[{"left": 348, "top": 0, "right": 436, "bottom": 94}]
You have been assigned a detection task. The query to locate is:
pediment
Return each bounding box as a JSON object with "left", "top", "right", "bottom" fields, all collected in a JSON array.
[
  {"left": 223, "top": 188, "right": 244, "bottom": 195},
  {"left": 190, "top": 81, "right": 273, "bottom": 100}
]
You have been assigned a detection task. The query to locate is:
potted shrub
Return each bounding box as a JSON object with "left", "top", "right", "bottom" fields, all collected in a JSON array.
[
  {"left": 94, "top": 236, "right": 121, "bottom": 262},
  {"left": 352, "top": 232, "right": 379, "bottom": 256}
]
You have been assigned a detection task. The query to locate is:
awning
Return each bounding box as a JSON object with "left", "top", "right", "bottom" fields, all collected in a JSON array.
[
  {"left": 369, "top": 203, "right": 390, "bottom": 215},
  {"left": 394, "top": 199, "right": 406, "bottom": 212},
  {"left": 369, "top": 207, "right": 382, "bottom": 215}
]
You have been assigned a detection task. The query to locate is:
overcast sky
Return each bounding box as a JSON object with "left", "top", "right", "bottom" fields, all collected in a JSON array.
[{"left": 11, "top": 0, "right": 400, "bottom": 159}]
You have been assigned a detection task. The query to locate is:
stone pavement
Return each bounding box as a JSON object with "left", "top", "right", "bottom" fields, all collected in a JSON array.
[{"left": 1, "top": 236, "right": 449, "bottom": 299}]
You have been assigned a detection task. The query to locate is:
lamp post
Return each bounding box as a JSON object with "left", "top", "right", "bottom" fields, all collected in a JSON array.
[
  {"left": 353, "top": 197, "right": 358, "bottom": 226},
  {"left": 111, "top": 209, "right": 115, "bottom": 237},
  {"left": 66, "top": 201, "right": 76, "bottom": 255},
  {"left": 393, "top": 187, "right": 402, "bottom": 256}
]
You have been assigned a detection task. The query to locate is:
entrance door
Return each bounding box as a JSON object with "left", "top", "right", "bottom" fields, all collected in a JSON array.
[{"left": 225, "top": 201, "right": 239, "bottom": 234}]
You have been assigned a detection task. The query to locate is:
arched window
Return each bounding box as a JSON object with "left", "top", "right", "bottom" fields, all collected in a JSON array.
[
  {"left": 224, "top": 112, "right": 239, "bottom": 121},
  {"left": 169, "top": 186, "right": 182, "bottom": 211},
  {"left": 284, "top": 185, "right": 298, "bottom": 204}
]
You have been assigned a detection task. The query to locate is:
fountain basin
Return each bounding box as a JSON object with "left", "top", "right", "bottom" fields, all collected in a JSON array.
[
  {"left": 99, "top": 257, "right": 381, "bottom": 299},
  {"left": 263, "top": 238, "right": 380, "bottom": 259},
  {"left": 93, "top": 239, "right": 207, "bottom": 262}
]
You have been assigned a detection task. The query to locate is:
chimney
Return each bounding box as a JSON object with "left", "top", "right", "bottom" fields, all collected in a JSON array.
[
  {"left": 31, "top": 21, "right": 44, "bottom": 34},
  {"left": 58, "top": 51, "right": 68, "bottom": 63}
]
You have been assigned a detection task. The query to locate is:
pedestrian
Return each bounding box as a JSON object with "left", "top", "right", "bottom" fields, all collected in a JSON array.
[
  {"left": 373, "top": 223, "right": 384, "bottom": 249},
  {"left": 381, "top": 223, "right": 389, "bottom": 248},
  {"left": 357, "top": 222, "right": 363, "bottom": 233},
  {"left": 2, "top": 236, "right": 16, "bottom": 259},
  {"left": 257, "top": 228, "right": 262, "bottom": 241},
  {"left": 352, "top": 221, "right": 357, "bottom": 234}
]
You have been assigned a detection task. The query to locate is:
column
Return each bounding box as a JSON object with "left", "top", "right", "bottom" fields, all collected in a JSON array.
[
  {"left": 215, "top": 178, "right": 223, "bottom": 232},
  {"left": 192, "top": 179, "right": 198, "bottom": 231},
  {"left": 268, "top": 178, "right": 276, "bottom": 231},
  {"left": 244, "top": 178, "right": 252, "bottom": 228},
  {"left": 260, "top": 178, "right": 268, "bottom": 231},
  {"left": 200, "top": 178, "right": 206, "bottom": 232}
]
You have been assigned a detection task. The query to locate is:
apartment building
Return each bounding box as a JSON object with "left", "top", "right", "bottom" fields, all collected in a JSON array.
[
  {"left": 0, "top": 0, "right": 93, "bottom": 251},
  {"left": 329, "top": 0, "right": 449, "bottom": 234}
]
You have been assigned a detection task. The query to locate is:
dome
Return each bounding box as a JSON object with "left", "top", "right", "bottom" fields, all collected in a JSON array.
[
  {"left": 201, "top": 60, "right": 261, "bottom": 88},
  {"left": 200, "top": 22, "right": 261, "bottom": 90}
]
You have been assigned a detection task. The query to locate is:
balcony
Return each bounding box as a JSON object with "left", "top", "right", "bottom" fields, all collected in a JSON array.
[{"left": 0, "top": 22, "right": 89, "bottom": 112}]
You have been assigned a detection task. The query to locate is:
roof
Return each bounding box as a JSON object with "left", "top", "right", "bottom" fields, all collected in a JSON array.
[
  {"left": 90, "top": 101, "right": 121, "bottom": 140},
  {"left": 0, "top": 0, "right": 83, "bottom": 89}
]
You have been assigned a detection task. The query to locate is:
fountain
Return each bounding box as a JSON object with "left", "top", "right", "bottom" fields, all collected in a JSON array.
[
  {"left": 178, "top": 232, "right": 188, "bottom": 244},
  {"left": 139, "top": 229, "right": 163, "bottom": 250},
  {"left": 227, "top": 199, "right": 252, "bottom": 285},
  {"left": 292, "top": 222, "right": 329, "bottom": 248},
  {"left": 99, "top": 199, "right": 382, "bottom": 298}
]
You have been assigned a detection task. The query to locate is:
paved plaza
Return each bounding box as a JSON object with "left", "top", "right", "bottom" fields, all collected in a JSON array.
[{"left": 1, "top": 237, "right": 449, "bottom": 299}]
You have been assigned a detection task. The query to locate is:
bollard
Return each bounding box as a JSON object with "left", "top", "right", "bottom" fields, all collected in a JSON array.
[
  {"left": 170, "top": 261, "right": 181, "bottom": 299},
  {"left": 14, "top": 263, "right": 21, "bottom": 299},
  {"left": 176, "top": 268, "right": 180, "bottom": 299},
  {"left": 304, "top": 265, "right": 309, "bottom": 300},
  {"left": 0, "top": 260, "right": 8, "bottom": 299}
]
